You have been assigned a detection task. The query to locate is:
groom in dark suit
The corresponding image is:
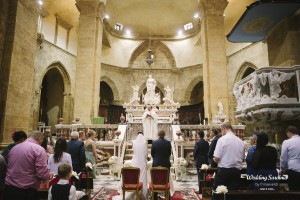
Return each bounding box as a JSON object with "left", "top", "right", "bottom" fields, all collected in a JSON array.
[
  {"left": 151, "top": 130, "right": 171, "bottom": 168},
  {"left": 151, "top": 130, "right": 171, "bottom": 200}
]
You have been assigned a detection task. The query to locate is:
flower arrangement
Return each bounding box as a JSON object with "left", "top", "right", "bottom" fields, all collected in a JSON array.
[
  {"left": 85, "top": 162, "right": 93, "bottom": 170},
  {"left": 215, "top": 185, "right": 228, "bottom": 194},
  {"left": 213, "top": 185, "right": 228, "bottom": 200},
  {"left": 201, "top": 164, "right": 209, "bottom": 170}
]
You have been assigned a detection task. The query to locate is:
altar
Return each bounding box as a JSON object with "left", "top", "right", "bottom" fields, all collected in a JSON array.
[{"left": 123, "top": 75, "right": 180, "bottom": 139}]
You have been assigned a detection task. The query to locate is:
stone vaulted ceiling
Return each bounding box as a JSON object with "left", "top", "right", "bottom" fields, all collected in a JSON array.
[{"left": 42, "top": 0, "right": 256, "bottom": 40}]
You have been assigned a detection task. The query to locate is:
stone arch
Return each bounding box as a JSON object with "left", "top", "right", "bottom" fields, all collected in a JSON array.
[
  {"left": 39, "top": 61, "right": 72, "bottom": 125},
  {"left": 234, "top": 62, "right": 257, "bottom": 83},
  {"left": 100, "top": 76, "right": 120, "bottom": 101},
  {"left": 40, "top": 61, "right": 71, "bottom": 94},
  {"left": 184, "top": 77, "right": 203, "bottom": 103},
  {"left": 128, "top": 40, "right": 176, "bottom": 69}
]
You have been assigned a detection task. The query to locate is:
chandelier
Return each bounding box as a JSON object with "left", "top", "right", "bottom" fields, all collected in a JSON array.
[
  {"left": 146, "top": 47, "right": 154, "bottom": 66},
  {"left": 146, "top": 0, "right": 154, "bottom": 67}
]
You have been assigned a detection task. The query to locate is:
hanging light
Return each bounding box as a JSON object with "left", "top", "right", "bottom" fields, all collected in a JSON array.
[
  {"left": 146, "top": 48, "right": 154, "bottom": 66},
  {"left": 145, "top": 0, "right": 154, "bottom": 67}
]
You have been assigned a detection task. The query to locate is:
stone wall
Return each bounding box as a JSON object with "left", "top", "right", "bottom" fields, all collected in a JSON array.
[
  {"left": 32, "top": 40, "right": 77, "bottom": 128},
  {"left": 101, "top": 63, "right": 202, "bottom": 106},
  {"left": 227, "top": 42, "right": 269, "bottom": 123},
  {"left": 0, "top": 0, "right": 39, "bottom": 147}
]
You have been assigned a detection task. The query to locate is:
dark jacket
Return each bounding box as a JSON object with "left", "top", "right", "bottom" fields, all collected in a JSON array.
[
  {"left": 208, "top": 136, "right": 219, "bottom": 159},
  {"left": 67, "top": 139, "right": 86, "bottom": 173},
  {"left": 193, "top": 138, "right": 209, "bottom": 167},
  {"left": 151, "top": 137, "right": 171, "bottom": 168}
]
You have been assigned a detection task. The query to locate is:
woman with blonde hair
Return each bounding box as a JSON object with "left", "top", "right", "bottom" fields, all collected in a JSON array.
[{"left": 85, "top": 130, "right": 99, "bottom": 176}]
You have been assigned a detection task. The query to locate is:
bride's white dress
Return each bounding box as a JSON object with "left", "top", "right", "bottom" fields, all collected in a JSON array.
[{"left": 119, "top": 134, "right": 148, "bottom": 200}]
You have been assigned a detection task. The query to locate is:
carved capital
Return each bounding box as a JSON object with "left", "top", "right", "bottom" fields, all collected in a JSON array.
[
  {"left": 200, "top": 0, "right": 228, "bottom": 17},
  {"left": 75, "top": 0, "right": 105, "bottom": 18}
]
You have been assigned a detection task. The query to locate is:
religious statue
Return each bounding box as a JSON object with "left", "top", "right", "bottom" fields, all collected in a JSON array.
[
  {"left": 146, "top": 75, "right": 156, "bottom": 95},
  {"left": 163, "top": 85, "right": 174, "bottom": 103},
  {"left": 130, "top": 85, "right": 140, "bottom": 103},
  {"left": 143, "top": 75, "right": 160, "bottom": 105}
]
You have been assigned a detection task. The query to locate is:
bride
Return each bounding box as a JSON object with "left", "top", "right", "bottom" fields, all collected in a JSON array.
[{"left": 131, "top": 132, "right": 148, "bottom": 200}]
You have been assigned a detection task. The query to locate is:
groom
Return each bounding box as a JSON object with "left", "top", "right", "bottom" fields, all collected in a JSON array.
[{"left": 151, "top": 130, "right": 171, "bottom": 200}]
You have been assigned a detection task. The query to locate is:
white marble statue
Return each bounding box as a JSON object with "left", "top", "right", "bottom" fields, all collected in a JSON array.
[
  {"left": 130, "top": 85, "right": 140, "bottom": 103},
  {"left": 163, "top": 85, "right": 174, "bottom": 103},
  {"left": 144, "top": 75, "right": 161, "bottom": 105},
  {"left": 146, "top": 75, "right": 156, "bottom": 95}
]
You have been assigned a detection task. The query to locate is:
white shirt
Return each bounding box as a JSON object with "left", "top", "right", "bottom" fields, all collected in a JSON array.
[
  {"left": 280, "top": 135, "right": 300, "bottom": 172},
  {"left": 214, "top": 132, "right": 245, "bottom": 170},
  {"left": 48, "top": 179, "right": 76, "bottom": 200},
  {"left": 48, "top": 152, "right": 73, "bottom": 175}
]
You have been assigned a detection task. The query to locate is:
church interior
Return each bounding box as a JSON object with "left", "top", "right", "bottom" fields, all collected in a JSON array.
[{"left": 1, "top": 0, "right": 300, "bottom": 199}]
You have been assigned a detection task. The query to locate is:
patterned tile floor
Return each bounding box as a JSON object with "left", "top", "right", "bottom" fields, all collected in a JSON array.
[{"left": 91, "top": 168, "right": 200, "bottom": 198}]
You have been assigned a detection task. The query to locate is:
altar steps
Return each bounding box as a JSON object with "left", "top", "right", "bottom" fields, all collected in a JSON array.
[{"left": 123, "top": 142, "right": 152, "bottom": 162}]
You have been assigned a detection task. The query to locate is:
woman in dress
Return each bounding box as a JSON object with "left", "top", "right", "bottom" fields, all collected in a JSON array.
[
  {"left": 48, "top": 138, "right": 72, "bottom": 175},
  {"left": 251, "top": 132, "right": 278, "bottom": 190},
  {"left": 85, "top": 130, "right": 99, "bottom": 176},
  {"left": 131, "top": 131, "right": 148, "bottom": 200}
]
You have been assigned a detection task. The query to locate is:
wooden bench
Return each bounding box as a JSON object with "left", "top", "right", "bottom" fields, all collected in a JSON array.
[{"left": 212, "top": 190, "right": 300, "bottom": 200}]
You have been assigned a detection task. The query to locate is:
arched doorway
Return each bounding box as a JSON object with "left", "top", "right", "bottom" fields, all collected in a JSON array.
[
  {"left": 179, "top": 81, "right": 204, "bottom": 124},
  {"left": 39, "top": 68, "right": 64, "bottom": 127},
  {"left": 99, "top": 81, "right": 125, "bottom": 124}
]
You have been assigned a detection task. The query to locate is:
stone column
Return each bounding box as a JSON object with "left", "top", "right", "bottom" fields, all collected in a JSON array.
[
  {"left": 200, "top": 0, "right": 229, "bottom": 122},
  {"left": 0, "top": 0, "right": 39, "bottom": 148},
  {"left": 74, "top": 0, "right": 104, "bottom": 124}
]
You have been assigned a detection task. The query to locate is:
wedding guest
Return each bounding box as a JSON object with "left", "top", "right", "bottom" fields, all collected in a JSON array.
[
  {"left": 48, "top": 138, "right": 72, "bottom": 175},
  {"left": 85, "top": 130, "right": 99, "bottom": 176},
  {"left": 213, "top": 122, "right": 245, "bottom": 190},
  {"left": 78, "top": 131, "right": 86, "bottom": 142},
  {"left": 1, "top": 131, "right": 27, "bottom": 159},
  {"left": 0, "top": 155, "right": 6, "bottom": 200},
  {"left": 44, "top": 129, "right": 55, "bottom": 146},
  {"left": 252, "top": 132, "right": 278, "bottom": 190},
  {"left": 208, "top": 129, "right": 220, "bottom": 168},
  {"left": 68, "top": 131, "right": 86, "bottom": 173},
  {"left": 41, "top": 136, "right": 54, "bottom": 158},
  {"left": 48, "top": 163, "right": 77, "bottom": 200},
  {"left": 193, "top": 131, "right": 209, "bottom": 193},
  {"left": 280, "top": 126, "right": 300, "bottom": 190},
  {"left": 246, "top": 134, "right": 257, "bottom": 175},
  {"left": 4, "top": 130, "right": 52, "bottom": 200}
]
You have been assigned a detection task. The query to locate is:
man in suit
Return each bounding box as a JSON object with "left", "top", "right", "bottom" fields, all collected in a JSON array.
[
  {"left": 67, "top": 131, "right": 86, "bottom": 173},
  {"left": 194, "top": 131, "right": 209, "bottom": 193},
  {"left": 208, "top": 129, "right": 220, "bottom": 168},
  {"left": 151, "top": 130, "right": 171, "bottom": 200}
]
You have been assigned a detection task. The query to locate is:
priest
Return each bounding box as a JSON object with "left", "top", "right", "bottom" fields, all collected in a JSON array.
[{"left": 142, "top": 104, "right": 158, "bottom": 141}]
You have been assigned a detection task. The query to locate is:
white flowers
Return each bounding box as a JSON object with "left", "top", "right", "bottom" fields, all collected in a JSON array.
[
  {"left": 85, "top": 162, "right": 93, "bottom": 169},
  {"left": 175, "top": 157, "right": 188, "bottom": 167},
  {"left": 215, "top": 185, "right": 228, "bottom": 194},
  {"left": 201, "top": 164, "right": 209, "bottom": 170},
  {"left": 71, "top": 171, "right": 79, "bottom": 179}
]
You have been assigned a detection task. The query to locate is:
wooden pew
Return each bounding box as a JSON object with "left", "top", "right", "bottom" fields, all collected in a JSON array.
[{"left": 212, "top": 190, "right": 300, "bottom": 200}]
